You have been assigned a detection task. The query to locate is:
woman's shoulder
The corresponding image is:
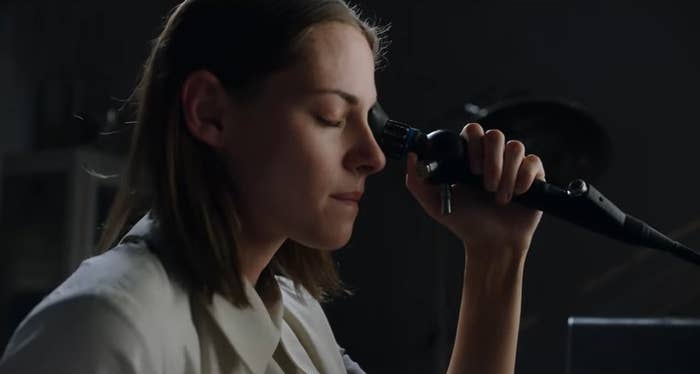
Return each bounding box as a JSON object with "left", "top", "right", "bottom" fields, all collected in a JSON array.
[
  {"left": 39, "top": 241, "right": 181, "bottom": 317},
  {"left": 34, "top": 212, "right": 191, "bottom": 325},
  {"left": 0, "top": 242, "right": 184, "bottom": 373}
]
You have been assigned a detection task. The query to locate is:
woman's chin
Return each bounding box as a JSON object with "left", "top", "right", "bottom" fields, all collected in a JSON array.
[
  {"left": 300, "top": 229, "right": 354, "bottom": 251},
  {"left": 289, "top": 214, "right": 356, "bottom": 250},
  {"left": 316, "top": 235, "right": 353, "bottom": 251}
]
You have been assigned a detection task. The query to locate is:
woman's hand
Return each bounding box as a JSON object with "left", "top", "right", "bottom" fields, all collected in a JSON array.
[{"left": 405, "top": 123, "right": 546, "bottom": 261}]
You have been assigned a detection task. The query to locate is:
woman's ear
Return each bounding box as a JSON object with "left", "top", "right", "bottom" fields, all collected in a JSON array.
[{"left": 181, "top": 70, "right": 231, "bottom": 148}]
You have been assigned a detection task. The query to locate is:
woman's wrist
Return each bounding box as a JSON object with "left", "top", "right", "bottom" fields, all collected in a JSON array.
[
  {"left": 463, "top": 239, "right": 529, "bottom": 266},
  {"left": 462, "top": 241, "right": 528, "bottom": 292}
]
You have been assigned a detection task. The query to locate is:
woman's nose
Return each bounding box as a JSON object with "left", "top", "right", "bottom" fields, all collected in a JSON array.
[{"left": 346, "top": 120, "right": 387, "bottom": 176}]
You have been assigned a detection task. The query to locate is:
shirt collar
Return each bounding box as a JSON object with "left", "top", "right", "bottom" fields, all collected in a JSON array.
[
  {"left": 119, "top": 213, "right": 285, "bottom": 373},
  {"left": 206, "top": 280, "right": 284, "bottom": 373},
  {"left": 119, "top": 212, "right": 160, "bottom": 247}
]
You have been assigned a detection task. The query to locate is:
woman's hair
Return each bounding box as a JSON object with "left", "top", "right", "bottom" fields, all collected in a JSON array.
[{"left": 97, "top": 0, "right": 389, "bottom": 307}]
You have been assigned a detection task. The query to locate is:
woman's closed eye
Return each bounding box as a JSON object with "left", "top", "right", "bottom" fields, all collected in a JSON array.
[{"left": 315, "top": 115, "right": 345, "bottom": 127}]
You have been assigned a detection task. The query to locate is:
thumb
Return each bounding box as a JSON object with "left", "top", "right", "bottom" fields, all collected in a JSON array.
[{"left": 405, "top": 153, "right": 441, "bottom": 216}]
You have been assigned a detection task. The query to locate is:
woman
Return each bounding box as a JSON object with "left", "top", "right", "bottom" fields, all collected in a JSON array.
[{"left": 0, "top": 0, "right": 545, "bottom": 373}]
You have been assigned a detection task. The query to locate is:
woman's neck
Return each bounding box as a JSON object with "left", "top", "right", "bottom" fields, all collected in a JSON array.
[{"left": 235, "top": 230, "right": 286, "bottom": 286}]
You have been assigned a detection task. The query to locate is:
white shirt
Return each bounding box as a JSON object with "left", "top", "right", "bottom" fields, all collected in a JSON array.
[{"left": 0, "top": 215, "right": 363, "bottom": 374}]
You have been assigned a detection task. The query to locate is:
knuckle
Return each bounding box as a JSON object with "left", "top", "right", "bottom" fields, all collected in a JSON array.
[
  {"left": 524, "top": 154, "right": 542, "bottom": 166},
  {"left": 505, "top": 140, "right": 525, "bottom": 154},
  {"left": 462, "top": 122, "right": 482, "bottom": 137},
  {"left": 522, "top": 154, "right": 546, "bottom": 177},
  {"left": 484, "top": 129, "right": 505, "bottom": 143}
]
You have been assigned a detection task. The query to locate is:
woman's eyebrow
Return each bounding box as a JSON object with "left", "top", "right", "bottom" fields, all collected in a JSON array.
[
  {"left": 311, "top": 89, "right": 377, "bottom": 108},
  {"left": 312, "top": 89, "right": 359, "bottom": 106}
]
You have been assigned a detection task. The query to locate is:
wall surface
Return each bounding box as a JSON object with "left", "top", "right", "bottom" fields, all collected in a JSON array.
[{"left": 331, "top": 1, "right": 700, "bottom": 372}]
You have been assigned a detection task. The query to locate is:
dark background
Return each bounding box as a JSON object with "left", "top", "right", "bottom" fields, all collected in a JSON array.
[{"left": 2, "top": 1, "right": 700, "bottom": 373}]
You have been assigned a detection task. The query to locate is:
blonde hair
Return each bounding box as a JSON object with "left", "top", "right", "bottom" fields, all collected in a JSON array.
[{"left": 97, "top": 0, "right": 389, "bottom": 307}]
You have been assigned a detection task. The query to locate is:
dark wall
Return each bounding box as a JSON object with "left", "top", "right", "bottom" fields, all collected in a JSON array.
[
  {"left": 2, "top": 1, "right": 700, "bottom": 373},
  {"left": 335, "top": 1, "right": 700, "bottom": 373},
  {"left": 0, "top": 0, "right": 178, "bottom": 153}
]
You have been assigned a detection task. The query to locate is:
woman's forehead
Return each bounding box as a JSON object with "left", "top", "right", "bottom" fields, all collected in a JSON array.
[{"left": 287, "top": 22, "right": 376, "bottom": 104}]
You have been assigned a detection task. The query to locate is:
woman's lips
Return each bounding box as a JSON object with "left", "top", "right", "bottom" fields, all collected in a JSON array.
[
  {"left": 330, "top": 192, "right": 363, "bottom": 202},
  {"left": 331, "top": 192, "right": 362, "bottom": 210}
]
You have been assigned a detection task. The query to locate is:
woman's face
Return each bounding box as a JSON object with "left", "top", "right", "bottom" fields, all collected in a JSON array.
[{"left": 221, "top": 21, "right": 385, "bottom": 250}]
